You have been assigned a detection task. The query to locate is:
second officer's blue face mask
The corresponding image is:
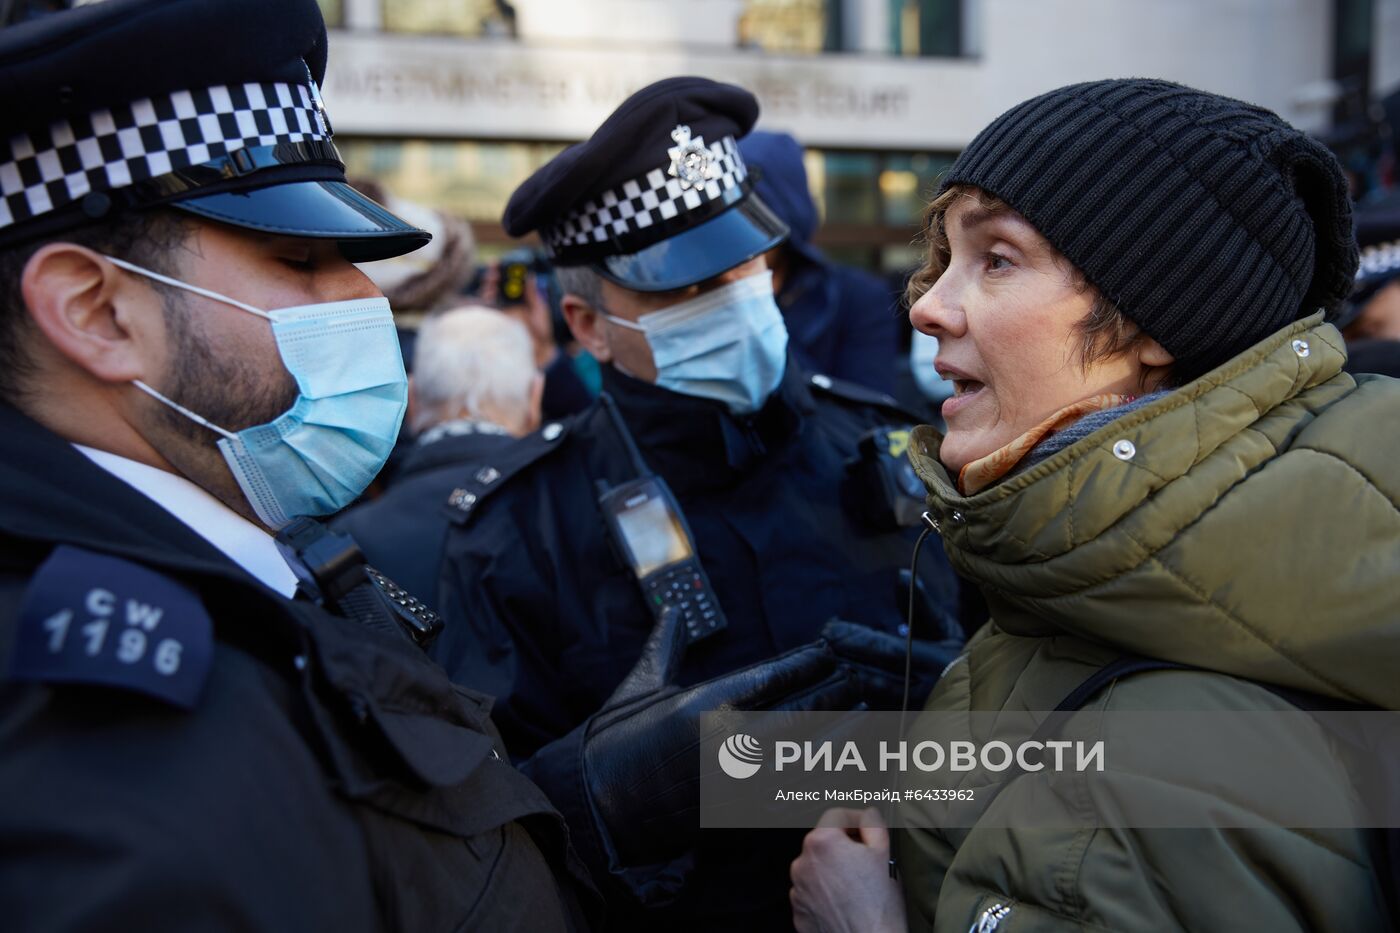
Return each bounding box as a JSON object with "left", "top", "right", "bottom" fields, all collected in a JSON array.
[
  {"left": 106, "top": 255, "right": 407, "bottom": 529},
  {"left": 603, "top": 269, "right": 789, "bottom": 415}
]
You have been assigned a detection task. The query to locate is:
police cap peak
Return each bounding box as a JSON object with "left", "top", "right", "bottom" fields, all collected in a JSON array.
[
  {"left": 503, "top": 76, "right": 787, "bottom": 292},
  {"left": 0, "top": 0, "right": 428, "bottom": 261}
]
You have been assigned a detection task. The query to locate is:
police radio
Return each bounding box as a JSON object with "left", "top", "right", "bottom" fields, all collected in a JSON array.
[
  {"left": 594, "top": 393, "right": 727, "bottom": 645},
  {"left": 597, "top": 475, "right": 728, "bottom": 645}
]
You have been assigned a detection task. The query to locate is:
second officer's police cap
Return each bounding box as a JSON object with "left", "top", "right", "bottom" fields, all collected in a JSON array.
[
  {"left": 503, "top": 76, "right": 788, "bottom": 292},
  {"left": 0, "top": 0, "right": 428, "bottom": 261}
]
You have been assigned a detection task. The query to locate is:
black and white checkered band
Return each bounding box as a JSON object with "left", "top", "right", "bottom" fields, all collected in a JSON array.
[
  {"left": 544, "top": 135, "right": 749, "bottom": 263},
  {"left": 0, "top": 80, "right": 335, "bottom": 231}
]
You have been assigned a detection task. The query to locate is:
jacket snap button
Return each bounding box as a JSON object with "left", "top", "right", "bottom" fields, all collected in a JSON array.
[
  {"left": 1292, "top": 339, "right": 1310, "bottom": 358},
  {"left": 1113, "top": 439, "right": 1137, "bottom": 460},
  {"left": 951, "top": 511, "right": 965, "bottom": 524}
]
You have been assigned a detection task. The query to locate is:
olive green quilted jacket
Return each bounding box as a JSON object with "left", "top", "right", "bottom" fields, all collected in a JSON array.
[{"left": 896, "top": 315, "right": 1400, "bottom": 932}]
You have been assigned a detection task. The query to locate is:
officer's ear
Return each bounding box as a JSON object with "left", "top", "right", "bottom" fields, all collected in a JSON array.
[
  {"left": 21, "top": 245, "right": 164, "bottom": 385},
  {"left": 560, "top": 293, "right": 612, "bottom": 363}
]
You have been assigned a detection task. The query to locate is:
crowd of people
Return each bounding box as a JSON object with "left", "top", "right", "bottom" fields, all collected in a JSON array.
[{"left": 1, "top": 0, "right": 1398, "bottom": 931}]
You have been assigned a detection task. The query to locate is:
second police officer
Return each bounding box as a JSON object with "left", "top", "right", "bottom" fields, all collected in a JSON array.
[{"left": 352, "top": 77, "right": 966, "bottom": 928}]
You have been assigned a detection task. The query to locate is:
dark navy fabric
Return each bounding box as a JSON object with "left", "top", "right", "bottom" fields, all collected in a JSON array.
[
  {"left": 0, "top": 0, "right": 328, "bottom": 128},
  {"left": 778, "top": 261, "right": 900, "bottom": 394},
  {"left": 0, "top": 403, "right": 597, "bottom": 931},
  {"left": 11, "top": 546, "right": 213, "bottom": 709},
  {"left": 740, "top": 131, "right": 900, "bottom": 393},
  {"left": 542, "top": 350, "right": 596, "bottom": 420},
  {"left": 423, "top": 360, "right": 961, "bottom": 761},
  {"left": 334, "top": 426, "right": 519, "bottom": 606}
]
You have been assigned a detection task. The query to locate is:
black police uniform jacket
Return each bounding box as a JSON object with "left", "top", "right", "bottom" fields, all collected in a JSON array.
[
  {"left": 426, "top": 360, "right": 961, "bottom": 759},
  {"left": 0, "top": 404, "right": 599, "bottom": 931},
  {"left": 334, "top": 420, "right": 519, "bottom": 603}
]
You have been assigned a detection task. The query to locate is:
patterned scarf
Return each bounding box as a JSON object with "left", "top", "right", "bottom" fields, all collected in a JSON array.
[{"left": 956, "top": 394, "right": 1135, "bottom": 495}]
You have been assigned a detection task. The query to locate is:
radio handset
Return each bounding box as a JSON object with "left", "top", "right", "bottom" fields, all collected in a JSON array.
[{"left": 597, "top": 475, "right": 728, "bottom": 645}]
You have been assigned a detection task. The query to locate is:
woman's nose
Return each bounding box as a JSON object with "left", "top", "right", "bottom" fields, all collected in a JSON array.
[{"left": 909, "top": 280, "right": 965, "bottom": 339}]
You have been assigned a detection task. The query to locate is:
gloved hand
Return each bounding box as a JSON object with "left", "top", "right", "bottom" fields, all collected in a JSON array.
[
  {"left": 816, "top": 565, "right": 966, "bottom": 711},
  {"left": 821, "top": 617, "right": 963, "bottom": 712},
  {"left": 522, "top": 606, "right": 861, "bottom": 906}
]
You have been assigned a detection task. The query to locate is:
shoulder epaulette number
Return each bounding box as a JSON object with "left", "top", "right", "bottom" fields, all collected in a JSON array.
[{"left": 9, "top": 546, "right": 214, "bottom": 708}]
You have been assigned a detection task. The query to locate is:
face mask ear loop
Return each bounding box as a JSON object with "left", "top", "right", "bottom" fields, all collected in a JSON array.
[
  {"left": 104, "top": 255, "right": 272, "bottom": 319},
  {"left": 132, "top": 379, "right": 239, "bottom": 441},
  {"left": 602, "top": 312, "right": 647, "bottom": 333}
]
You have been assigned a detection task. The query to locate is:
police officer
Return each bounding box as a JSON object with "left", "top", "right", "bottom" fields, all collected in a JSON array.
[
  {"left": 350, "top": 77, "right": 963, "bottom": 928},
  {"left": 0, "top": 1, "right": 597, "bottom": 928}
]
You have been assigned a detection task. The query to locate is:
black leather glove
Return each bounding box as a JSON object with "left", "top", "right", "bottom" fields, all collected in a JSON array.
[
  {"left": 821, "top": 617, "right": 963, "bottom": 711},
  {"left": 523, "top": 606, "right": 861, "bottom": 906}
]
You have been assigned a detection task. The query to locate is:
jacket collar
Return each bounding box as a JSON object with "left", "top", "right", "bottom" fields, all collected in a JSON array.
[
  {"left": 909, "top": 315, "right": 1347, "bottom": 544},
  {"left": 0, "top": 403, "right": 259, "bottom": 581},
  {"left": 601, "top": 356, "right": 812, "bottom": 493}
]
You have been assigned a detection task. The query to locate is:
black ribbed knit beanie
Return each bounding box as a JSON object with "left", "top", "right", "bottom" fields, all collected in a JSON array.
[{"left": 942, "top": 78, "right": 1359, "bottom": 379}]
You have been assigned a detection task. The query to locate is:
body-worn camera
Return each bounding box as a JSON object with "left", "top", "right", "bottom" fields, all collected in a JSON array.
[{"left": 845, "top": 427, "right": 928, "bottom": 530}]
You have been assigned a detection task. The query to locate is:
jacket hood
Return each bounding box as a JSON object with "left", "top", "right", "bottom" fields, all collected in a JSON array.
[
  {"left": 909, "top": 314, "right": 1400, "bottom": 707},
  {"left": 739, "top": 130, "right": 821, "bottom": 263}
]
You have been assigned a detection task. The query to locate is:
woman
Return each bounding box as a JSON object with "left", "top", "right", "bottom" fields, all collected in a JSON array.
[{"left": 790, "top": 78, "right": 1400, "bottom": 932}]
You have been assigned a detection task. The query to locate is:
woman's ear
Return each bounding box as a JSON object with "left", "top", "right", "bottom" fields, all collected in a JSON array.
[{"left": 1136, "top": 334, "right": 1175, "bottom": 368}]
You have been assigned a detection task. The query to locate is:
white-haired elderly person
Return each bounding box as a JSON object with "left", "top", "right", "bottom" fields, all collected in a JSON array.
[
  {"left": 334, "top": 305, "right": 543, "bottom": 600},
  {"left": 790, "top": 78, "right": 1400, "bottom": 932}
]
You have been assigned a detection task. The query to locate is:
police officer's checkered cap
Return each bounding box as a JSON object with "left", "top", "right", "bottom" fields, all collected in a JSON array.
[
  {"left": 544, "top": 136, "right": 747, "bottom": 254},
  {"left": 504, "top": 77, "right": 762, "bottom": 265},
  {"left": 1, "top": 81, "right": 330, "bottom": 230},
  {"left": 0, "top": 0, "right": 388, "bottom": 250}
]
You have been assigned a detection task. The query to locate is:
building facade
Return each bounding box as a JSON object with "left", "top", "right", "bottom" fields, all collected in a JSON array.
[{"left": 320, "top": 0, "right": 1394, "bottom": 272}]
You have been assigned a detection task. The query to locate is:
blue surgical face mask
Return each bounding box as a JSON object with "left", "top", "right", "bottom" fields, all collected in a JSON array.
[
  {"left": 106, "top": 255, "right": 407, "bottom": 529},
  {"left": 910, "top": 329, "right": 956, "bottom": 405},
  {"left": 604, "top": 269, "right": 788, "bottom": 415}
]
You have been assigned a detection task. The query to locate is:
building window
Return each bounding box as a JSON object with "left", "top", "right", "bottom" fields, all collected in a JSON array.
[
  {"left": 339, "top": 138, "right": 565, "bottom": 229},
  {"left": 889, "top": 0, "right": 962, "bottom": 57},
  {"left": 879, "top": 152, "right": 954, "bottom": 225},
  {"left": 816, "top": 151, "right": 881, "bottom": 226},
  {"left": 807, "top": 149, "right": 957, "bottom": 271},
  {"left": 738, "top": 0, "right": 842, "bottom": 54},
  {"left": 382, "top": 0, "right": 518, "bottom": 38}
]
